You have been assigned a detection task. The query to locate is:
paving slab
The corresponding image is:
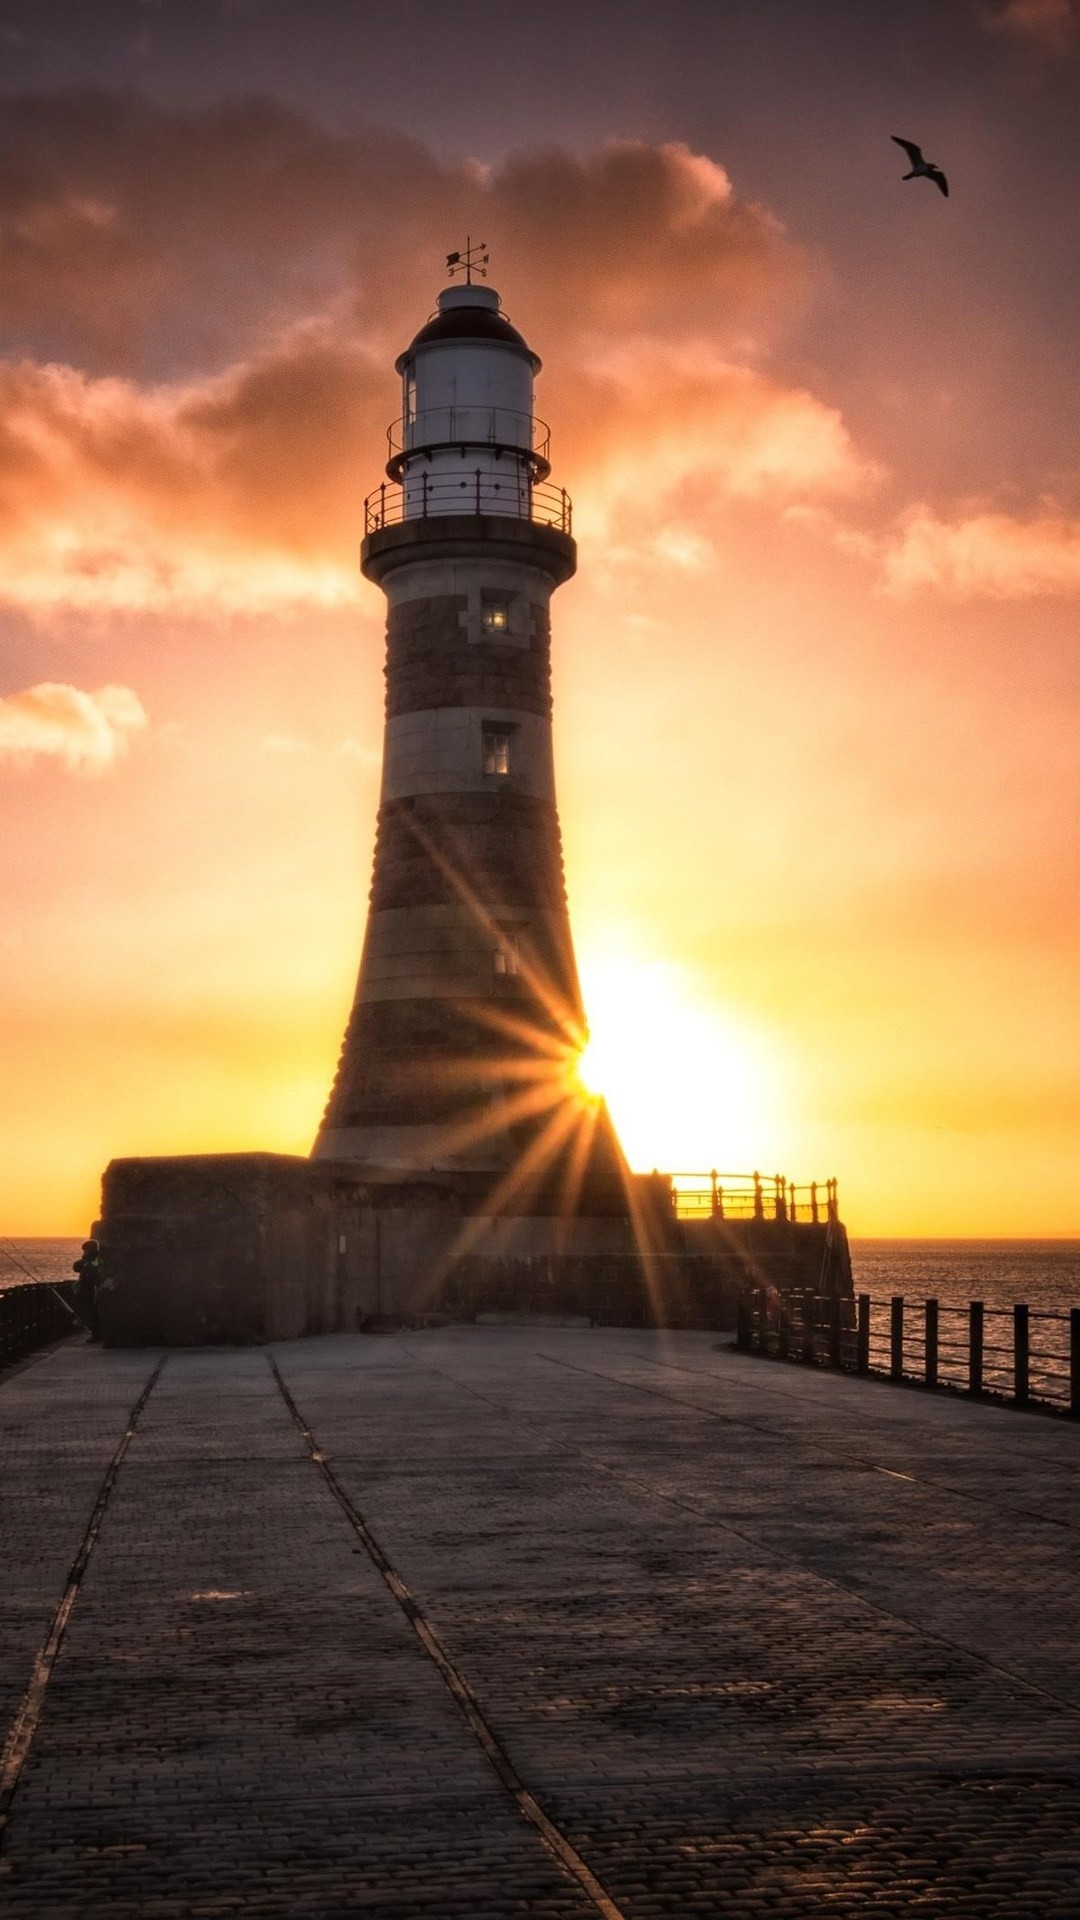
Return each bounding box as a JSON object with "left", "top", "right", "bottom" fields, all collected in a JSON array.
[{"left": 1, "top": 1327, "right": 1078, "bottom": 1916}]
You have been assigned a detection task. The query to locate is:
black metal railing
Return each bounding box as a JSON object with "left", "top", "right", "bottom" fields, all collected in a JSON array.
[
  {"left": 363, "top": 472, "right": 572, "bottom": 535},
  {"left": 736, "top": 1287, "right": 1080, "bottom": 1417},
  {"left": 0, "top": 1280, "right": 80, "bottom": 1372},
  {"left": 387, "top": 407, "right": 552, "bottom": 468},
  {"left": 661, "top": 1171, "right": 840, "bottom": 1224}
]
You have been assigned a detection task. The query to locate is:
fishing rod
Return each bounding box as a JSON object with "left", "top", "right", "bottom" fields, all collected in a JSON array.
[
  {"left": 0, "top": 1236, "right": 48, "bottom": 1284},
  {"left": 0, "top": 1237, "right": 87, "bottom": 1327}
]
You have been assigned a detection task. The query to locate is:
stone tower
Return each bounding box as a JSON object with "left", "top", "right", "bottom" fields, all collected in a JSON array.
[{"left": 314, "top": 263, "right": 625, "bottom": 1206}]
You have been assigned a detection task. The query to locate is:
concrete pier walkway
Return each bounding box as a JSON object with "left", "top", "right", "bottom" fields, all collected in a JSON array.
[{"left": 1, "top": 1328, "right": 1078, "bottom": 1917}]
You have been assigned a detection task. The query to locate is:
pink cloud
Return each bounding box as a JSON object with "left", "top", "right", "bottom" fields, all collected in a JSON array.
[
  {"left": 0, "top": 681, "right": 147, "bottom": 771},
  {"left": 884, "top": 505, "right": 1080, "bottom": 597},
  {"left": 0, "top": 102, "right": 805, "bottom": 373},
  {"left": 982, "top": 0, "right": 1076, "bottom": 52},
  {"left": 0, "top": 111, "right": 850, "bottom": 617},
  {"left": 560, "top": 344, "right": 875, "bottom": 554},
  {"left": 0, "top": 333, "right": 381, "bottom": 613}
]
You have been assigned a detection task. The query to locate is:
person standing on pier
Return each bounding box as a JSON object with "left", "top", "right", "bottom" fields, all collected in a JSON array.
[{"left": 72, "top": 1240, "right": 103, "bottom": 1340}]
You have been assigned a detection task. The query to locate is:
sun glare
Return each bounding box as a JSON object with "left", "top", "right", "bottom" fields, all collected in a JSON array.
[{"left": 576, "top": 946, "right": 777, "bottom": 1173}]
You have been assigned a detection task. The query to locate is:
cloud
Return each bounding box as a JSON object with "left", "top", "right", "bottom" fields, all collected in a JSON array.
[
  {"left": 559, "top": 344, "right": 877, "bottom": 562},
  {"left": 0, "top": 328, "right": 866, "bottom": 615},
  {"left": 0, "top": 103, "right": 848, "bottom": 617},
  {"left": 0, "top": 101, "right": 806, "bottom": 376},
  {"left": 333, "top": 739, "right": 380, "bottom": 765},
  {"left": 883, "top": 505, "right": 1080, "bottom": 598},
  {"left": 262, "top": 733, "right": 315, "bottom": 755},
  {"left": 981, "top": 0, "right": 1075, "bottom": 52},
  {"left": 0, "top": 681, "right": 147, "bottom": 770},
  {"left": 0, "top": 330, "right": 380, "bottom": 613}
]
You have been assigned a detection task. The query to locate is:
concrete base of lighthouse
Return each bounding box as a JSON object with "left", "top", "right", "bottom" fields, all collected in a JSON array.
[{"left": 92, "top": 1150, "right": 852, "bottom": 1347}]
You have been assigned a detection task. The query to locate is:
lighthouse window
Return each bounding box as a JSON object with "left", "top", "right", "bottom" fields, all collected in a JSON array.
[
  {"left": 482, "top": 599, "right": 510, "bottom": 635},
  {"left": 403, "top": 368, "right": 417, "bottom": 427},
  {"left": 494, "top": 934, "right": 520, "bottom": 976},
  {"left": 483, "top": 727, "right": 511, "bottom": 776}
]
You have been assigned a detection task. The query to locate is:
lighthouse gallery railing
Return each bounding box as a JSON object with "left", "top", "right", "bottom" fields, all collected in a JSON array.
[{"left": 364, "top": 473, "right": 573, "bottom": 536}]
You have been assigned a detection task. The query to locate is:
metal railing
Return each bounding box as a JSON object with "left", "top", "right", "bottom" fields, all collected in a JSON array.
[
  {"left": 661, "top": 1171, "right": 840, "bottom": 1224},
  {"left": 387, "top": 407, "right": 552, "bottom": 468},
  {"left": 0, "top": 1280, "right": 80, "bottom": 1372},
  {"left": 363, "top": 472, "right": 573, "bottom": 535},
  {"left": 737, "top": 1287, "right": 1080, "bottom": 1417}
]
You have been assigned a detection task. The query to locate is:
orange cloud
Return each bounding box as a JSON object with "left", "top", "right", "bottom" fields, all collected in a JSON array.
[
  {"left": 0, "top": 325, "right": 871, "bottom": 614},
  {"left": 0, "top": 333, "right": 380, "bottom": 612},
  {"left": 0, "top": 108, "right": 843, "bottom": 617},
  {"left": 0, "top": 100, "right": 804, "bottom": 372},
  {"left": 560, "top": 344, "right": 873, "bottom": 550},
  {"left": 982, "top": 0, "right": 1075, "bottom": 52},
  {"left": 884, "top": 505, "right": 1080, "bottom": 597},
  {"left": 0, "top": 681, "right": 146, "bottom": 771}
]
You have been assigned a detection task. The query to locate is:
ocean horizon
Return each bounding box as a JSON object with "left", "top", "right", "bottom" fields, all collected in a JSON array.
[{"left": 4, "top": 1235, "right": 1080, "bottom": 1318}]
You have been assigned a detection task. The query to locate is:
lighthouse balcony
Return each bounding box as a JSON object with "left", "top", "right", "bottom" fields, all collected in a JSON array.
[
  {"left": 386, "top": 406, "right": 551, "bottom": 479},
  {"left": 364, "top": 471, "right": 572, "bottom": 536}
]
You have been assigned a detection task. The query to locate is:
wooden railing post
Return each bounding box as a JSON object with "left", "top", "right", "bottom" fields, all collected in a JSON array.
[
  {"left": 856, "top": 1293, "right": 870, "bottom": 1374},
  {"left": 925, "top": 1298, "right": 939, "bottom": 1389},
  {"left": 890, "top": 1295, "right": 904, "bottom": 1380},
  {"left": 1013, "top": 1303, "right": 1030, "bottom": 1407},
  {"left": 969, "top": 1301, "right": 984, "bottom": 1397},
  {"left": 1071, "top": 1309, "right": 1080, "bottom": 1419},
  {"left": 753, "top": 1171, "right": 764, "bottom": 1220}
]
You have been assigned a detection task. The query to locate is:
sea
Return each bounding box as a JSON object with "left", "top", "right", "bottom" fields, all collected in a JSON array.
[
  {"left": 4, "top": 1234, "right": 1078, "bottom": 1402},
  {"left": 4, "top": 1236, "right": 1079, "bottom": 1313}
]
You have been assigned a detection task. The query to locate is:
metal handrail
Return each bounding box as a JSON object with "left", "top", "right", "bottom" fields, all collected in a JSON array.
[
  {"left": 364, "top": 473, "right": 572, "bottom": 536},
  {"left": 737, "top": 1287, "right": 1080, "bottom": 1418},
  {"left": 387, "top": 407, "right": 551, "bottom": 464},
  {"left": 658, "top": 1170, "right": 840, "bottom": 1224},
  {"left": 0, "top": 1280, "right": 79, "bottom": 1370}
]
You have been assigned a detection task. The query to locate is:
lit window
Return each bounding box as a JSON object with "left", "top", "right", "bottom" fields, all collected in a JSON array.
[
  {"left": 403, "top": 368, "right": 417, "bottom": 427},
  {"left": 494, "top": 935, "right": 519, "bottom": 976},
  {"left": 482, "top": 601, "right": 509, "bottom": 635},
  {"left": 483, "top": 728, "right": 511, "bottom": 775}
]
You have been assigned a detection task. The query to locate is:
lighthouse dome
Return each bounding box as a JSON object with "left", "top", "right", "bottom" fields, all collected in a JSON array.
[{"left": 396, "top": 284, "right": 540, "bottom": 372}]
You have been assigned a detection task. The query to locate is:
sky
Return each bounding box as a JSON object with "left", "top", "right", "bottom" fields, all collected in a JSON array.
[{"left": 1, "top": 0, "right": 1079, "bottom": 1234}]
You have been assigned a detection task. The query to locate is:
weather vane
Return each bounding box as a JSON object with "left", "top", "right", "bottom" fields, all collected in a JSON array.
[{"left": 446, "top": 237, "right": 490, "bottom": 285}]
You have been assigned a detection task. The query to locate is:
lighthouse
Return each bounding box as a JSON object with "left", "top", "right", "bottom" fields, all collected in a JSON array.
[
  {"left": 93, "top": 258, "right": 854, "bottom": 1342},
  {"left": 314, "top": 250, "right": 626, "bottom": 1204}
]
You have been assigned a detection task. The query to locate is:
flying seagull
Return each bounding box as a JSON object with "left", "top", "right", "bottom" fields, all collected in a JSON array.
[{"left": 892, "top": 136, "right": 948, "bottom": 197}]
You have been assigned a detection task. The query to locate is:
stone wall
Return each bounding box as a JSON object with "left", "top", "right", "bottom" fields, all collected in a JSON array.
[{"left": 95, "top": 1152, "right": 852, "bottom": 1347}]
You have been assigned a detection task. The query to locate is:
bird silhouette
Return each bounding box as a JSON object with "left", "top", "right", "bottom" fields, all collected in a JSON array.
[{"left": 891, "top": 136, "right": 949, "bottom": 197}]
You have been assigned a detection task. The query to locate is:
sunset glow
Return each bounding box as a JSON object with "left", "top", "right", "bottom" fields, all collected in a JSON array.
[
  {"left": 576, "top": 948, "right": 779, "bottom": 1175},
  {"left": 1, "top": 4, "right": 1079, "bottom": 1236}
]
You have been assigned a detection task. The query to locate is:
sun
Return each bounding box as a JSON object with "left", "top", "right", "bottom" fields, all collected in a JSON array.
[{"left": 575, "top": 946, "right": 777, "bottom": 1173}]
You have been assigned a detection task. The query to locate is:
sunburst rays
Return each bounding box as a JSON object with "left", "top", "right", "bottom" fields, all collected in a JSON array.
[{"left": 345, "top": 790, "right": 691, "bottom": 1323}]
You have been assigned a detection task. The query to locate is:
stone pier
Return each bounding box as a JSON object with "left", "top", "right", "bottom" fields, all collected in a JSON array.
[{"left": 2, "top": 1328, "right": 1077, "bottom": 1916}]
